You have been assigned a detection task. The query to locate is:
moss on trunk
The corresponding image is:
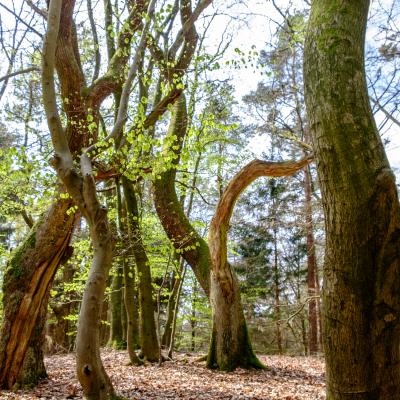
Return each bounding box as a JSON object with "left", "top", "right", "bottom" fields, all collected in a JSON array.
[
  {"left": 304, "top": 1, "right": 400, "bottom": 398},
  {"left": 0, "top": 198, "right": 75, "bottom": 389}
]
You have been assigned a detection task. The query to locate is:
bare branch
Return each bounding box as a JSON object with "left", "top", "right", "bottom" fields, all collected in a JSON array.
[
  {"left": 0, "top": 3, "right": 43, "bottom": 38},
  {"left": 0, "top": 66, "right": 41, "bottom": 83},
  {"left": 42, "top": 0, "right": 71, "bottom": 166}
]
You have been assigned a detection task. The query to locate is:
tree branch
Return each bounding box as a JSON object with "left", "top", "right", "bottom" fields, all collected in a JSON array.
[{"left": 0, "top": 66, "right": 41, "bottom": 83}]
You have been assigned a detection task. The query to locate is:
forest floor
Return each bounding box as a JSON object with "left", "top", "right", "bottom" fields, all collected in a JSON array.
[{"left": 0, "top": 349, "right": 326, "bottom": 399}]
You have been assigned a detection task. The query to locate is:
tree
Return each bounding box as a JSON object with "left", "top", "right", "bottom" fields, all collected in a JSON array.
[{"left": 304, "top": 0, "right": 400, "bottom": 398}]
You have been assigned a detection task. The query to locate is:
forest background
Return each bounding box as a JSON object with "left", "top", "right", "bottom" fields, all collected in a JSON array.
[{"left": 0, "top": 0, "right": 399, "bottom": 397}]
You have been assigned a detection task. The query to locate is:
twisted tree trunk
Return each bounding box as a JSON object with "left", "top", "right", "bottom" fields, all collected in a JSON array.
[{"left": 43, "top": 1, "right": 115, "bottom": 396}]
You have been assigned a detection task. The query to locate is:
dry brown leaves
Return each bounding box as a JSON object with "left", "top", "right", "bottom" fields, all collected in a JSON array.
[{"left": 0, "top": 350, "right": 325, "bottom": 399}]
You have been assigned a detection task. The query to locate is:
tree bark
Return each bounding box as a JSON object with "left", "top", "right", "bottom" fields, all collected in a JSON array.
[
  {"left": 43, "top": 1, "right": 115, "bottom": 397},
  {"left": 207, "top": 157, "right": 311, "bottom": 370},
  {"left": 117, "top": 181, "right": 141, "bottom": 365},
  {"left": 304, "top": 1, "right": 400, "bottom": 398},
  {"left": 0, "top": 198, "right": 75, "bottom": 389},
  {"left": 161, "top": 265, "right": 183, "bottom": 349},
  {"left": 108, "top": 266, "right": 125, "bottom": 349},
  {"left": 122, "top": 177, "right": 159, "bottom": 362},
  {"left": 153, "top": 95, "right": 211, "bottom": 296},
  {"left": 303, "top": 163, "right": 319, "bottom": 355}
]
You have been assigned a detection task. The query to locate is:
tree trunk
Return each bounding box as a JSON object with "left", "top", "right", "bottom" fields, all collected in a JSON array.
[
  {"left": 0, "top": 198, "right": 75, "bottom": 389},
  {"left": 304, "top": 1, "right": 400, "bottom": 398},
  {"left": 108, "top": 266, "right": 125, "bottom": 349},
  {"left": 207, "top": 271, "right": 262, "bottom": 370},
  {"left": 190, "top": 280, "right": 197, "bottom": 352},
  {"left": 168, "top": 265, "right": 186, "bottom": 359},
  {"left": 122, "top": 177, "right": 159, "bottom": 362},
  {"left": 207, "top": 158, "right": 311, "bottom": 370},
  {"left": 43, "top": 2, "right": 116, "bottom": 396},
  {"left": 161, "top": 265, "right": 183, "bottom": 349},
  {"left": 117, "top": 180, "right": 141, "bottom": 365},
  {"left": 153, "top": 95, "right": 211, "bottom": 296},
  {"left": 16, "top": 288, "right": 49, "bottom": 388},
  {"left": 303, "top": 164, "right": 319, "bottom": 355},
  {"left": 273, "top": 226, "right": 282, "bottom": 354}
]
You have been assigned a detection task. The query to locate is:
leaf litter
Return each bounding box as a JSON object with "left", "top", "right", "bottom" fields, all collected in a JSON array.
[{"left": 0, "top": 350, "right": 325, "bottom": 399}]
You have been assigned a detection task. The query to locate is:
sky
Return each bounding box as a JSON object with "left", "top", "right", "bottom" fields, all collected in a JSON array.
[{"left": 0, "top": 0, "right": 399, "bottom": 172}]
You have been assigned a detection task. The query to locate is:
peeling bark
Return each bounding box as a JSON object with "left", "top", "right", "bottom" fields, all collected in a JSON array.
[{"left": 0, "top": 199, "right": 74, "bottom": 389}]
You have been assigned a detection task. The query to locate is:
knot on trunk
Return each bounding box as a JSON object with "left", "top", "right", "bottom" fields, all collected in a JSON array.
[{"left": 83, "top": 364, "right": 92, "bottom": 376}]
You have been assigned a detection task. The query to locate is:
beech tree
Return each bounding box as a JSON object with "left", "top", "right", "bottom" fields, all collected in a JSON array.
[{"left": 304, "top": 0, "right": 400, "bottom": 398}]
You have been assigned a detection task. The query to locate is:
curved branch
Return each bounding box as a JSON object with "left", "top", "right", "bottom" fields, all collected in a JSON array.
[
  {"left": 212, "top": 156, "right": 313, "bottom": 229},
  {"left": 208, "top": 155, "right": 313, "bottom": 292}
]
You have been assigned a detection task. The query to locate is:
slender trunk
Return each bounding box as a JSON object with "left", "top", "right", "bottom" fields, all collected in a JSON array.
[
  {"left": 108, "top": 265, "right": 125, "bottom": 349},
  {"left": 75, "top": 215, "right": 115, "bottom": 399},
  {"left": 161, "top": 263, "right": 183, "bottom": 349},
  {"left": 303, "top": 164, "right": 319, "bottom": 355},
  {"left": 122, "top": 177, "right": 159, "bottom": 362},
  {"left": 191, "top": 280, "right": 197, "bottom": 352},
  {"left": 168, "top": 265, "right": 186, "bottom": 359},
  {"left": 304, "top": 1, "right": 400, "bottom": 398},
  {"left": 0, "top": 198, "right": 75, "bottom": 389},
  {"left": 273, "top": 226, "right": 282, "bottom": 354}
]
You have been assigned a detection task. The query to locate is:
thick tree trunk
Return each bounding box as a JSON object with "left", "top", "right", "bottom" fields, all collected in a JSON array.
[
  {"left": 304, "top": 1, "right": 400, "bottom": 398},
  {"left": 207, "top": 271, "right": 263, "bottom": 370},
  {"left": 16, "top": 289, "right": 49, "bottom": 387},
  {"left": 303, "top": 164, "right": 319, "bottom": 355},
  {"left": 0, "top": 198, "right": 74, "bottom": 389},
  {"left": 153, "top": 95, "right": 210, "bottom": 296},
  {"left": 122, "top": 177, "right": 159, "bottom": 362}
]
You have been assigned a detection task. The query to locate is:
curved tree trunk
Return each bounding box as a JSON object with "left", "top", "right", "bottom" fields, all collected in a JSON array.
[
  {"left": 43, "top": 1, "right": 116, "bottom": 397},
  {"left": 0, "top": 198, "right": 75, "bottom": 389},
  {"left": 207, "top": 158, "right": 311, "bottom": 370},
  {"left": 153, "top": 94, "right": 210, "bottom": 295},
  {"left": 304, "top": 1, "right": 400, "bottom": 398}
]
